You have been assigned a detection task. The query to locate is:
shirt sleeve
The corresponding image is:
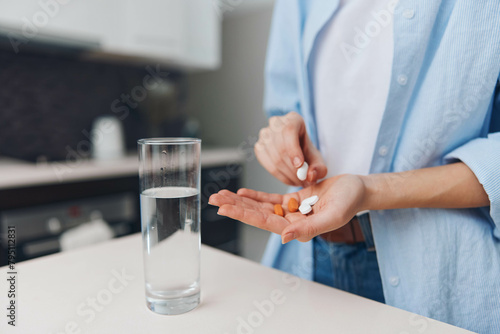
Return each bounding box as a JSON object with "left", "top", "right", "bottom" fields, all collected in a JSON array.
[
  {"left": 263, "top": 0, "right": 301, "bottom": 118},
  {"left": 444, "top": 76, "right": 500, "bottom": 226}
]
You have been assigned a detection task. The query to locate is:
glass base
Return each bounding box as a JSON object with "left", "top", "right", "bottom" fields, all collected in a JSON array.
[{"left": 146, "top": 292, "right": 200, "bottom": 315}]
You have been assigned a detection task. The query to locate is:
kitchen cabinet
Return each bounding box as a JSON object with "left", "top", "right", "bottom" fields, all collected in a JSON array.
[{"left": 0, "top": 0, "right": 220, "bottom": 70}]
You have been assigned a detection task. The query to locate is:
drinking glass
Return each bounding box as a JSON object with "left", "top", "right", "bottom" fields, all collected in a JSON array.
[{"left": 138, "top": 138, "right": 201, "bottom": 315}]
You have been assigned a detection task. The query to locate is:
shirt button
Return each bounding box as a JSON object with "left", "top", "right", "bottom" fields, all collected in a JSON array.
[
  {"left": 403, "top": 8, "right": 415, "bottom": 19},
  {"left": 397, "top": 74, "right": 408, "bottom": 86},
  {"left": 389, "top": 276, "right": 400, "bottom": 287},
  {"left": 378, "top": 145, "right": 388, "bottom": 156}
]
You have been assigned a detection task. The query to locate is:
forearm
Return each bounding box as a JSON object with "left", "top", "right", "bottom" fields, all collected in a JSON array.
[{"left": 361, "top": 162, "right": 490, "bottom": 211}]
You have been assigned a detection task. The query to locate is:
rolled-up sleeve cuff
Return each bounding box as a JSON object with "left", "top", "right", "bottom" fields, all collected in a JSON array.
[{"left": 444, "top": 133, "right": 500, "bottom": 227}]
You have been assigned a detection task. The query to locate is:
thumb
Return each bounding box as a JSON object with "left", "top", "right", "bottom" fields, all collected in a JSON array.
[
  {"left": 302, "top": 137, "right": 327, "bottom": 182},
  {"left": 281, "top": 213, "right": 331, "bottom": 244}
]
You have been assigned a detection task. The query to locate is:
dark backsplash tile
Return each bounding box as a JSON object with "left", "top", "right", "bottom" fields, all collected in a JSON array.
[{"left": 0, "top": 48, "right": 184, "bottom": 162}]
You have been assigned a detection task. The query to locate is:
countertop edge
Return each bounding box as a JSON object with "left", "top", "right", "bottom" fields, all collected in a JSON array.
[{"left": 0, "top": 147, "right": 246, "bottom": 190}]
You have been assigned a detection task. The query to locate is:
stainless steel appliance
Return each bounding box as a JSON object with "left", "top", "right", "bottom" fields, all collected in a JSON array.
[{"left": 0, "top": 192, "right": 137, "bottom": 262}]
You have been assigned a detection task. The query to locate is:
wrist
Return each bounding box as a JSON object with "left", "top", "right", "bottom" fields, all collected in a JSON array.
[{"left": 359, "top": 174, "right": 385, "bottom": 211}]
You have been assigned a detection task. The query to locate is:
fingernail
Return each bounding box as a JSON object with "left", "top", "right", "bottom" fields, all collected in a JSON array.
[
  {"left": 293, "top": 157, "right": 301, "bottom": 168},
  {"left": 282, "top": 232, "right": 296, "bottom": 244}
]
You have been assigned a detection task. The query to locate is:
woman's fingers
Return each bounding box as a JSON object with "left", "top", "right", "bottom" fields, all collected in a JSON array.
[
  {"left": 209, "top": 193, "right": 255, "bottom": 210},
  {"left": 303, "top": 137, "right": 328, "bottom": 182},
  {"left": 281, "top": 208, "right": 337, "bottom": 243},
  {"left": 280, "top": 209, "right": 338, "bottom": 243},
  {"left": 217, "top": 204, "right": 290, "bottom": 234},
  {"left": 265, "top": 143, "right": 302, "bottom": 185},
  {"left": 307, "top": 162, "right": 328, "bottom": 183},
  {"left": 254, "top": 111, "right": 329, "bottom": 186},
  {"left": 209, "top": 190, "right": 274, "bottom": 211},
  {"left": 209, "top": 188, "right": 301, "bottom": 235},
  {"left": 236, "top": 188, "right": 283, "bottom": 204},
  {"left": 274, "top": 113, "right": 311, "bottom": 184},
  {"left": 255, "top": 142, "right": 300, "bottom": 186},
  {"left": 236, "top": 187, "right": 316, "bottom": 211},
  {"left": 255, "top": 112, "right": 310, "bottom": 186},
  {"left": 279, "top": 112, "right": 306, "bottom": 168}
]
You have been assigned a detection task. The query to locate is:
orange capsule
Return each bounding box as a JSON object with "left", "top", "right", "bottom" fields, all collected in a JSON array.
[
  {"left": 288, "top": 198, "right": 299, "bottom": 213},
  {"left": 274, "top": 204, "right": 284, "bottom": 217}
]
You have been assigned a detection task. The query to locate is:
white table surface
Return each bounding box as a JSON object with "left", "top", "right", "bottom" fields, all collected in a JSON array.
[
  {"left": 0, "top": 147, "right": 245, "bottom": 190},
  {"left": 0, "top": 234, "right": 472, "bottom": 334}
]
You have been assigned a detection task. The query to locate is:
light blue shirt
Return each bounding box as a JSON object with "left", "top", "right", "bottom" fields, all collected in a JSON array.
[{"left": 261, "top": 1, "right": 500, "bottom": 332}]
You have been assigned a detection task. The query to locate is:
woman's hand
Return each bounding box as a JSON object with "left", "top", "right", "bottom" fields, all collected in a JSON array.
[
  {"left": 209, "top": 174, "right": 367, "bottom": 243},
  {"left": 255, "top": 112, "right": 327, "bottom": 186},
  {"left": 209, "top": 163, "right": 491, "bottom": 243}
]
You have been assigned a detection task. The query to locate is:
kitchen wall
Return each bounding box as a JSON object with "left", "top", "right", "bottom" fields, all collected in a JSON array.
[
  {"left": 188, "top": 1, "right": 286, "bottom": 262},
  {"left": 0, "top": 49, "right": 184, "bottom": 162}
]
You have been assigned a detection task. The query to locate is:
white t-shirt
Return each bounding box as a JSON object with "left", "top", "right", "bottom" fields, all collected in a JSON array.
[{"left": 313, "top": 0, "right": 395, "bottom": 177}]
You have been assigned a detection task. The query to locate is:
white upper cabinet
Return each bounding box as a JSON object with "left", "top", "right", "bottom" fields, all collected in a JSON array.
[{"left": 0, "top": 0, "right": 221, "bottom": 71}]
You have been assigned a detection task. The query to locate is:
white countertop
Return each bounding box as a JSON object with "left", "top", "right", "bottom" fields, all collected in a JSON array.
[
  {"left": 0, "top": 148, "right": 245, "bottom": 190},
  {"left": 0, "top": 234, "right": 472, "bottom": 334}
]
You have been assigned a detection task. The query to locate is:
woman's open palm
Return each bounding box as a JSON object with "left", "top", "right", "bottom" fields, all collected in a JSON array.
[{"left": 208, "top": 174, "right": 367, "bottom": 243}]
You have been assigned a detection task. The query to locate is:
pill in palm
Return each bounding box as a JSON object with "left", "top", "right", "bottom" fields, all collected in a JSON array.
[
  {"left": 274, "top": 204, "right": 284, "bottom": 217},
  {"left": 302, "top": 195, "right": 319, "bottom": 206},
  {"left": 296, "top": 162, "right": 309, "bottom": 181},
  {"left": 288, "top": 198, "right": 299, "bottom": 212},
  {"left": 299, "top": 203, "right": 312, "bottom": 215}
]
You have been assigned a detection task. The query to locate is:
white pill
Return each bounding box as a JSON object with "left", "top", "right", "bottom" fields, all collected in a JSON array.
[
  {"left": 296, "top": 162, "right": 309, "bottom": 181},
  {"left": 302, "top": 195, "right": 319, "bottom": 206},
  {"left": 299, "top": 203, "right": 312, "bottom": 215}
]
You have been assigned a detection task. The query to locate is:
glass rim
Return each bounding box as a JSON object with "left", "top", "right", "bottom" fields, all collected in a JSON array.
[{"left": 137, "top": 137, "right": 201, "bottom": 145}]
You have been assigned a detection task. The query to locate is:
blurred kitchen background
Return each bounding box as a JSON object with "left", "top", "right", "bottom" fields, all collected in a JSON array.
[{"left": 0, "top": 0, "right": 287, "bottom": 265}]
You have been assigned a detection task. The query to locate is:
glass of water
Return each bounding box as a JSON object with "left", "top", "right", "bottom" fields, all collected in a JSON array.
[{"left": 138, "top": 138, "right": 201, "bottom": 315}]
